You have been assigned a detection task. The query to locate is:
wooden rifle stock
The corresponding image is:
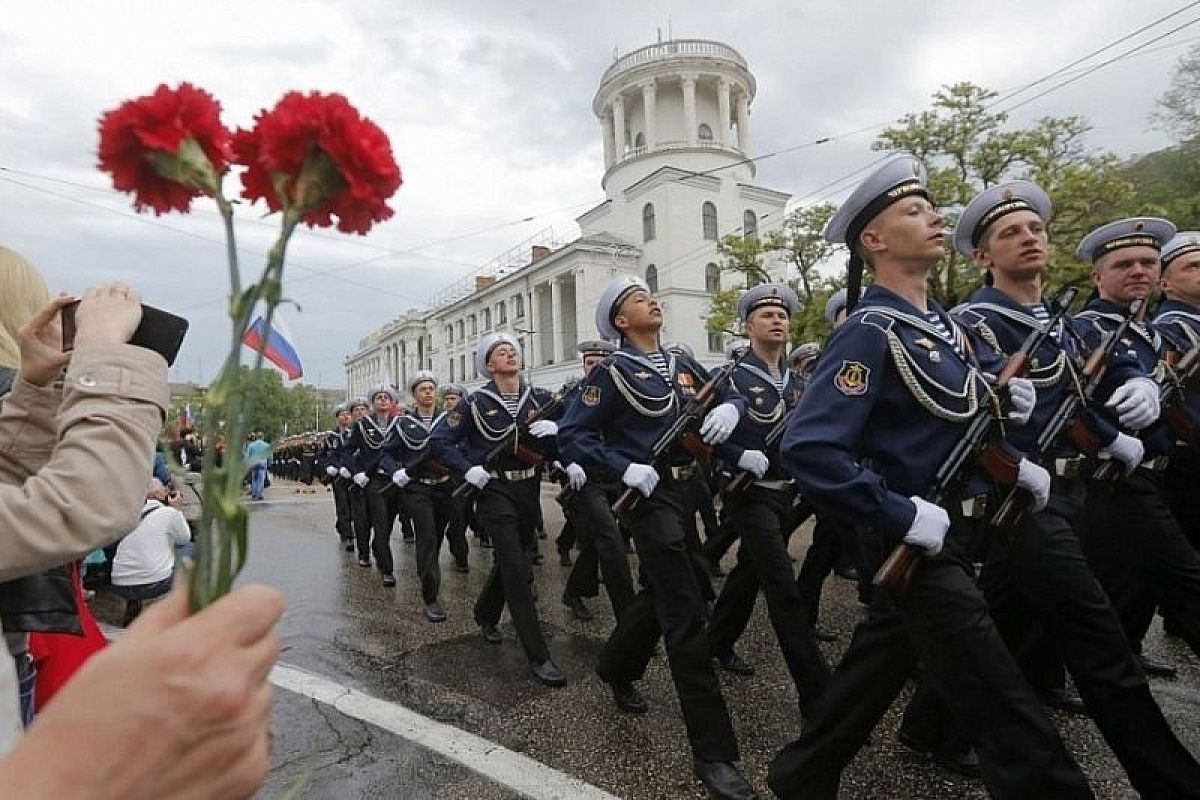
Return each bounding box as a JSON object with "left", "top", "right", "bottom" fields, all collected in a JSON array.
[
  {"left": 875, "top": 287, "right": 1078, "bottom": 594},
  {"left": 612, "top": 349, "right": 747, "bottom": 515}
]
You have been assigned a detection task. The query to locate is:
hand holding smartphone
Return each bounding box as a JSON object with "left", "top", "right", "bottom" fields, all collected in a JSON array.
[{"left": 61, "top": 301, "right": 189, "bottom": 366}]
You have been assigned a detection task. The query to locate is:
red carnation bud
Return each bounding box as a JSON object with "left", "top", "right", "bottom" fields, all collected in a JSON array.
[
  {"left": 235, "top": 91, "right": 401, "bottom": 234},
  {"left": 97, "top": 82, "right": 231, "bottom": 215}
]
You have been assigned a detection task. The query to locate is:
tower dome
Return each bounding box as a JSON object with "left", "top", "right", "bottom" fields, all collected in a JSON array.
[{"left": 593, "top": 39, "right": 757, "bottom": 196}]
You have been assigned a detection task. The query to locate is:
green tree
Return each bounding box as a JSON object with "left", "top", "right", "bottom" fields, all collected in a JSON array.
[
  {"left": 875, "top": 82, "right": 1133, "bottom": 304},
  {"left": 1152, "top": 42, "right": 1200, "bottom": 140}
]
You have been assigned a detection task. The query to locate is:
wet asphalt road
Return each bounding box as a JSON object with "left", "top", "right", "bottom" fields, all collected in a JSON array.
[{"left": 97, "top": 480, "right": 1200, "bottom": 799}]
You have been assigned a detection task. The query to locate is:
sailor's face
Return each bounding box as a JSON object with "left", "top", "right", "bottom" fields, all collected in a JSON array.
[
  {"left": 372, "top": 393, "right": 394, "bottom": 413},
  {"left": 615, "top": 289, "right": 663, "bottom": 333},
  {"left": 1094, "top": 246, "right": 1160, "bottom": 304},
  {"left": 1162, "top": 252, "right": 1200, "bottom": 306},
  {"left": 488, "top": 343, "right": 521, "bottom": 376},
  {"left": 352, "top": 405, "right": 368, "bottom": 420},
  {"left": 336, "top": 410, "right": 352, "bottom": 426},
  {"left": 582, "top": 354, "right": 605, "bottom": 375},
  {"left": 978, "top": 210, "right": 1048, "bottom": 279},
  {"left": 442, "top": 393, "right": 461, "bottom": 411},
  {"left": 746, "top": 306, "right": 790, "bottom": 344},
  {"left": 413, "top": 381, "right": 437, "bottom": 407},
  {"left": 868, "top": 196, "right": 946, "bottom": 262}
]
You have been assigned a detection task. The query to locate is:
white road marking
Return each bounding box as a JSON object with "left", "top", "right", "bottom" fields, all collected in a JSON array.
[{"left": 270, "top": 662, "right": 621, "bottom": 800}]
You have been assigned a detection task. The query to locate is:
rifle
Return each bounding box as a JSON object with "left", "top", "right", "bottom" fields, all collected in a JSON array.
[
  {"left": 1163, "top": 344, "right": 1200, "bottom": 448},
  {"left": 988, "top": 296, "right": 1144, "bottom": 521},
  {"left": 611, "top": 348, "right": 748, "bottom": 515},
  {"left": 451, "top": 390, "right": 568, "bottom": 501},
  {"left": 723, "top": 404, "right": 796, "bottom": 496},
  {"left": 874, "top": 288, "right": 1078, "bottom": 596}
]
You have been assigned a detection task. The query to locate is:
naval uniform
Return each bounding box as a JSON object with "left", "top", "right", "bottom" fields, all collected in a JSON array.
[
  {"left": 1154, "top": 298, "right": 1200, "bottom": 554},
  {"left": 347, "top": 414, "right": 401, "bottom": 578},
  {"left": 706, "top": 348, "right": 831, "bottom": 710},
  {"left": 559, "top": 343, "right": 744, "bottom": 763},
  {"left": 1077, "top": 297, "right": 1200, "bottom": 662},
  {"left": 896, "top": 285, "right": 1200, "bottom": 797},
  {"left": 433, "top": 380, "right": 556, "bottom": 664},
  {"left": 319, "top": 427, "right": 355, "bottom": 545},
  {"left": 557, "top": 378, "right": 637, "bottom": 619},
  {"left": 410, "top": 409, "right": 470, "bottom": 572},
  {"left": 768, "top": 284, "right": 1090, "bottom": 800}
]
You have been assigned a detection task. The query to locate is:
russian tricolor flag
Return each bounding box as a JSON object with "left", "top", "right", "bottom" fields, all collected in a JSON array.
[{"left": 242, "top": 314, "right": 304, "bottom": 380}]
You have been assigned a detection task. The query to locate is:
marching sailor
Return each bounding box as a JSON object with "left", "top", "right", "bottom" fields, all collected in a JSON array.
[{"left": 347, "top": 385, "right": 403, "bottom": 587}]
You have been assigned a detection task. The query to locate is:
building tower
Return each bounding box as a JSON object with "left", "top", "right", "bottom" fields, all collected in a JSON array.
[{"left": 578, "top": 39, "right": 789, "bottom": 356}]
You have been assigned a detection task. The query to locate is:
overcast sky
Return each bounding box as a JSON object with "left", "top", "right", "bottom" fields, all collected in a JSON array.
[{"left": 1, "top": 0, "right": 1195, "bottom": 388}]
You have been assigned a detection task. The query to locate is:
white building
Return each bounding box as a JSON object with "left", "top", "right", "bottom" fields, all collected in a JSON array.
[{"left": 345, "top": 38, "right": 791, "bottom": 397}]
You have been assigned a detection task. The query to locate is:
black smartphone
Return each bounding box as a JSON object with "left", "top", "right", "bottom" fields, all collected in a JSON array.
[{"left": 61, "top": 301, "right": 190, "bottom": 367}]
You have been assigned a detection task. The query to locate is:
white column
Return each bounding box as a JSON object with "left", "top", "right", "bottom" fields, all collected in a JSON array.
[
  {"left": 550, "top": 277, "right": 563, "bottom": 364},
  {"left": 641, "top": 80, "right": 657, "bottom": 148},
  {"left": 602, "top": 112, "right": 614, "bottom": 167},
  {"left": 611, "top": 95, "right": 625, "bottom": 158},
  {"left": 717, "top": 78, "right": 731, "bottom": 146},
  {"left": 682, "top": 74, "right": 697, "bottom": 143},
  {"left": 735, "top": 90, "right": 750, "bottom": 153},
  {"left": 528, "top": 287, "right": 541, "bottom": 367}
]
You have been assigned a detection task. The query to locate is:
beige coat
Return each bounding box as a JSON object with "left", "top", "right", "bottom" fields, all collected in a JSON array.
[{"left": 0, "top": 343, "right": 168, "bottom": 754}]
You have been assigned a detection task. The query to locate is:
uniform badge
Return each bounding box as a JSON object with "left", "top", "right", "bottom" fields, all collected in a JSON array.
[
  {"left": 582, "top": 385, "right": 601, "bottom": 406},
  {"left": 677, "top": 373, "right": 694, "bottom": 387},
  {"left": 754, "top": 397, "right": 763, "bottom": 406},
  {"left": 634, "top": 371, "right": 652, "bottom": 380},
  {"left": 486, "top": 409, "right": 498, "bottom": 416},
  {"left": 749, "top": 385, "right": 765, "bottom": 393},
  {"left": 915, "top": 337, "right": 935, "bottom": 350},
  {"left": 929, "top": 350, "right": 941, "bottom": 363},
  {"left": 834, "top": 361, "right": 870, "bottom": 396},
  {"left": 446, "top": 412, "right": 461, "bottom": 428}
]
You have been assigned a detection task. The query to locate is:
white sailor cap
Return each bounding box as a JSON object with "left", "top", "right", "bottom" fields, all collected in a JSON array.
[
  {"left": 1162, "top": 231, "right": 1200, "bottom": 271},
  {"left": 737, "top": 283, "right": 799, "bottom": 322},
  {"left": 595, "top": 275, "right": 649, "bottom": 341},
  {"left": 369, "top": 383, "right": 400, "bottom": 405},
  {"left": 331, "top": 402, "right": 350, "bottom": 416},
  {"left": 1076, "top": 217, "right": 1176, "bottom": 263},
  {"left": 824, "top": 288, "right": 848, "bottom": 324},
  {"left": 408, "top": 370, "right": 438, "bottom": 394},
  {"left": 789, "top": 341, "right": 822, "bottom": 364},
  {"left": 663, "top": 340, "right": 695, "bottom": 360},
  {"left": 954, "top": 180, "right": 1053, "bottom": 259},
  {"left": 350, "top": 396, "right": 370, "bottom": 410},
  {"left": 577, "top": 339, "right": 617, "bottom": 358},
  {"left": 823, "top": 152, "right": 929, "bottom": 246},
  {"left": 440, "top": 383, "right": 467, "bottom": 398},
  {"left": 474, "top": 332, "right": 522, "bottom": 378}
]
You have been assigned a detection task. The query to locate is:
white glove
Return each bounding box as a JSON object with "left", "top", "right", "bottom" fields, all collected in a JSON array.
[
  {"left": 352, "top": 472, "right": 369, "bottom": 488},
  {"left": 903, "top": 496, "right": 949, "bottom": 557},
  {"left": 465, "top": 465, "right": 490, "bottom": 489},
  {"left": 1107, "top": 377, "right": 1160, "bottom": 430},
  {"left": 1016, "top": 459, "right": 1051, "bottom": 512},
  {"left": 565, "top": 462, "right": 587, "bottom": 491},
  {"left": 392, "top": 468, "right": 410, "bottom": 488},
  {"left": 1098, "top": 432, "right": 1144, "bottom": 476},
  {"left": 1006, "top": 378, "right": 1036, "bottom": 426},
  {"left": 699, "top": 402, "right": 740, "bottom": 445},
  {"left": 339, "top": 467, "right": 351, "bottom": 479},
  {"left": 325, "top": 465, "right": 338, "bottom": 477},
  {"left": 528, "top": 420, "right": 558, "bottom": 438},
  {"left": 622, "top": 463, "right": 659, "bottom": 498},
  {"left": 736, "top": 449, "right": 769, "bottom": 478}
]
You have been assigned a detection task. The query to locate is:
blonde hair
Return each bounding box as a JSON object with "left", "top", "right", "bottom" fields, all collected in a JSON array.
[{"left": 0, "top": 246, "right": 51, "bottom": 369}]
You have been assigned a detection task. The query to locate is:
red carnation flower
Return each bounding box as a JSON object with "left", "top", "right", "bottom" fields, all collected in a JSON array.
[
  {"left": 235, "top": 91, "right": 401, "bottom": 235},
  {"left": 97, "top": 82, "right": 232, "bottom": 215}
]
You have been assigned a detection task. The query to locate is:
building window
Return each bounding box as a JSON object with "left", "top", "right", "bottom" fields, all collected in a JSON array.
[
  {"left": 497, "top": 301, "right": 507, "bottom": 324},
  {"left": 698, "top": 123, "right": 713, "bottom": 141},
  {"left": 705, "top": 262, "right": 720, "bottom": 294},
  {"left": 645, "top": 264, "right": 658, "bottom": 293},
  {"left": 642, "top": 203, "right": 656, "bottom": 242},
  {"left": 426, "top": 336, "right": 432, "bottom": 369},
  {"left": 483, "top": 308, "right": 491, "bottom": 330},
  {"left": 743, "top": 209, "right": 758, "bottom": 240},
  {"left": 469, "top": 315, "right": 477, "bottom": 336},
  {"left": 634, "top": 131, "right": 645, "bottom": 149},
  {"left": 456, "top": 320, "right": 464, "bottom": 341},
  {"left": 460, "top": 355, "right": 467, "bottom": 379},
  {"left": 514, "top": 294, "right": 525, "bottom": 318},
  {"left": 449, "top": 359, "right": 455, "bottom": 382},
  {"left": 708, "top": 330, "right": 723, "bottom": 353},
  {"left": 702, "top": 201, "right": 718, "bottom": 240},
  {"left": 445, "top": 325, "right": 453, "bottom": 344}
]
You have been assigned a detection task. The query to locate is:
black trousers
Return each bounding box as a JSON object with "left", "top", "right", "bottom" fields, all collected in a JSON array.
[
  {"left": 707, "top": 485, "right": 830, "bottom": 713},
  {"left": 1163, "top": 444, "right": 1200, "bottom": 551},
  {"left": 472, "top": 478, "right": 550, "bottom": 664},
  {"left": 904, "top": 479, "right": 1200, "bottom": 798},
  {"left": 556, "top": 513, "right": 578, "bottom": 556},
  {"left": 768, "top": 515, "right": 1091, "bottom": 800},
  {"left": 679, "top": 474, "right": 717, "bottom": 602},
  {"left": 563, "top": 480, "right": 636, "bottom": 619},
  {"left": 596, "top": 478, "right": 739, "bottom": 763},
  {"left": 331, "top": 477, "right": 354, "bottom": 541},
  {"left": 362, "top": 475, "right": 396, "bottom": 576},
  {"left": 405, "top": 482, "right": 454, "bottom": 604},
  {"left": 1081, "top": 469, "right": 1200, "bottom": 659}
]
